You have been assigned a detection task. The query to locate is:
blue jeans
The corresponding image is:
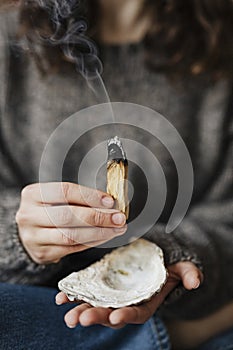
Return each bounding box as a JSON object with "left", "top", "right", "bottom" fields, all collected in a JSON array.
[
  {"left": 0, "top": 283, "right": 170, "bottom": 350},
  {"left": 195, "top": 329, "right": 233, "bottom": 350},
  {"left": 1, "top": 283, "right": 233, "bottom": 350}
]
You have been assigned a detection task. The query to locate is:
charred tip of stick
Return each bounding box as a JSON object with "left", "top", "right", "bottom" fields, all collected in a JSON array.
[{"left": 107, "top": 136, "right": 127, "bottom": 161}]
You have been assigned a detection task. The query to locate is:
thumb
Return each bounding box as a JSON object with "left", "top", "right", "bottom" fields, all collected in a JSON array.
[{"left": 172, "top": 261, "right": 203, "bottom": 290}]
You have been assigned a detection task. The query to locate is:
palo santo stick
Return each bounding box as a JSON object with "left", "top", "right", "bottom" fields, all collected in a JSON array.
[{"left": 107, "top": 136, "right": 129, "bottom": 219}]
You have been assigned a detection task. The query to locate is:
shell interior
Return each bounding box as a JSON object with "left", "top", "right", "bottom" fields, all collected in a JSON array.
[{"left": 58, "top": 239, "right": 167, "bottom": 308}]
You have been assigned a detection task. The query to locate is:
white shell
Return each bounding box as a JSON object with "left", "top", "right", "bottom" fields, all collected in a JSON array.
[{"left": 58, "top": 239, "right": 167, "bottom": 308}]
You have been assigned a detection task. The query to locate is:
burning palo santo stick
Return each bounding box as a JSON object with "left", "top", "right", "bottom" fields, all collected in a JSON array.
[{"left": 107, "top": 136, "right": 129, "bottom": 219}]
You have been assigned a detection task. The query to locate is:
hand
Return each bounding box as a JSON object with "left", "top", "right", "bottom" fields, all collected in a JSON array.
[
  {"left": 56, "top": 261, "right": 203, "bottom": 329},
  {"left": 16, "top": 182, "right": 127, "bottom": 264}
]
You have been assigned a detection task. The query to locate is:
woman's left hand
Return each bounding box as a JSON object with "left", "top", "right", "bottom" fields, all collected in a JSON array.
[{"left": 56, "top": 261, "right": 203, "bottom": 329}]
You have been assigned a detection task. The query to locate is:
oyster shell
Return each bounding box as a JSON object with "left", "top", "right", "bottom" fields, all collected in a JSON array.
[{"left": 58, "top": 239, "right": 167, "bottom": 308}]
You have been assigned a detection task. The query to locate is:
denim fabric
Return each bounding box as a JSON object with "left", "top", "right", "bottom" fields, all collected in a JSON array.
[
  {"left": 0, "top": 283, "right": 171, "bottom": 350},
  {"left": 195, "top": 328, "right": 233, "bottom": 350}
]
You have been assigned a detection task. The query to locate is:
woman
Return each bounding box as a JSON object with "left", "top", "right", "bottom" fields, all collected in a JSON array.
[{"left": 0, "top": 0, "right": 232, "bottom": 349}]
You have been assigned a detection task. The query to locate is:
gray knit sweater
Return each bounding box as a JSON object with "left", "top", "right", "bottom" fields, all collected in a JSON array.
[{"left": 0, "top": 10, "right": 232, "bottom": 321}]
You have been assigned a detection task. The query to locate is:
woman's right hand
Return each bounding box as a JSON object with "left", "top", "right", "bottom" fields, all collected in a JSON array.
[{"left": 16, "top": 182, "right": 127, "bottom": 264}]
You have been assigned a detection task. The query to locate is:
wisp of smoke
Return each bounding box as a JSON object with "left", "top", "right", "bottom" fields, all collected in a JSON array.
[
  {"left": 33, "top": 0, "right": 103, "bottom": 78},
  {"left": 26, "top": 0, "right": 115, "bottom": 125}
]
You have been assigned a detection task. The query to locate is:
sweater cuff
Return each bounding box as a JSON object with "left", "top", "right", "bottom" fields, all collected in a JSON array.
[
  {"left": 0, "top": 189, "right": 47, "bottom": 284},
  {"left": 144, "top": 223, "right": 203, "bottom": 304},
  {"left": 144, "top": 223, "right": 202, "bottom": 269},
  {"left": 12, "top": 216, "right": 46, "bottom": 273}
]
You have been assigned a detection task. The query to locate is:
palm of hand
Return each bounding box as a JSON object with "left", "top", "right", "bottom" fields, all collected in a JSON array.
[{"left": 56, "top": 261, "right": 202, "bottom": 329}]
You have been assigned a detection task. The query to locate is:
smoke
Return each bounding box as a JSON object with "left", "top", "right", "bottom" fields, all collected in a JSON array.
[
  {"left": 24, "top": 0, "right": 114, "bottom": 123},
  {"left": 29, "top": 0, "right": 103, "bottom": 78}
]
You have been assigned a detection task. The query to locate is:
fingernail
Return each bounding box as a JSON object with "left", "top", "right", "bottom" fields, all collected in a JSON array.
[
  {"left": 110, "top": 314, "right": 121, "bottom": 325},
  {"left": 193, "top": 280, "right": 200, "bottom": 289},
  {"left": 112, "top": 213, "right": 126, "bottom": 225},
  {"left": 66, "top": 323, "right": 76, "bottom": 329},
  {"left": 114, "top": 226, "right": 127, "bottom": 234},
  {"left": 102, "top": 196, "right": 114, "bottom": 208},
  {"left": 55, "top": 297, "right": 62, "bottom": 305}
]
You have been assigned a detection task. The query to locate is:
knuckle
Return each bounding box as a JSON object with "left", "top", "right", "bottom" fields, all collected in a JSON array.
[
  {"left": 34, "top": 252, "right": 44, "bottom": 263},
  {"left": 31, "top": 247, "right": 60, "bottom": 265},
  {"left": 15, "top": 209, "right": 30, "bottom": 226},
  {"left": 66, "top": 245, "right": 81, "bottom": 254},
  {"left": 61, "top": 230, "right": 77, "bottom": 245},
  {"left": 59, "top": 208, "right": 72, "bottom": 226},
  {"left": 61, "top": 182, "right": 71, "bottom": 201},
  {"left": 17, "top": 231, "right": 32, "bottom": 255},
  {"left": 53, "top": 258, "right": 61, "bottom": 264},
  {"left": 15, "top": 210, "right": 21, "bottom": 225},
  {"left": 19, "top": 229, "right": 31, "bottom": 245},
  {"left": 21, "top": 184, "right": 37, "bottom": 198},
  {"left": 31, "top": 249, "right": 47, "bottom": 264},
  {"left": 93, "top": 210, "right": 106, "bottom": 227},
  {"left": 80, "top": 188, "right": 95, "bottom": 207},
  {"left": 97, "top": 227, "right": 108, "bottom": 241}
]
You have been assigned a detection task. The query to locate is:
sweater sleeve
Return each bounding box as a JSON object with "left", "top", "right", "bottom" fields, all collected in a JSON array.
[
  {"left": 0, "top": 188, "right": 47, "bottom": 283},
  {"left": 145, "top": 96, "right": 233, "bottom": 320},
  {"left": 0, "top": 10, "right": 65, "bottom": 285},
  {"left": 0, "top": 185, "right": 69, "bottom": 285}
]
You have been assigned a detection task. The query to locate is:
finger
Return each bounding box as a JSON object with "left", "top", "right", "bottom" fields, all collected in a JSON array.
[
  {"left": 79, "top": 307, "right": 113, "bottom": 327},
  {"left": 109, "top": 303, "right": 153, "bottom": 325},
  {"left": 64, "top": 303, "right": 92, "bottom": 328},
  {"left": 109, "top": 281, "right": 176, "bottom": 326},
  {"left": 55, "top": 292, "right": 75, "bottom": 305},
  {"left": 172, "top": 262, "right": 203, "bottom": 290},
  {"left": 22, "top": 182, "right": 114, "bottom": 208},
  {"left": 182, "top": 268, "right": 203, "bottom": 290},
  {"left": 35, "top": 226, "right": 127, "bottom": 246},
  {"left": 31, "top": 206, "right": 126, "bottom": 228},
  {"left": 56, "top": 296, "right": 125, "bottom": 328}
]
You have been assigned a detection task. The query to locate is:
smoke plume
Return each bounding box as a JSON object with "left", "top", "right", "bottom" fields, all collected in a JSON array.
[{"left": 26, "top": 0, "right": 102, "bottom": 78}]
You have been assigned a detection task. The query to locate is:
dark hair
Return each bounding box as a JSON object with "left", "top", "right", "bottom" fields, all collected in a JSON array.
[{"left": 19, "top": 0, "right": 233, "bottom": 80}]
